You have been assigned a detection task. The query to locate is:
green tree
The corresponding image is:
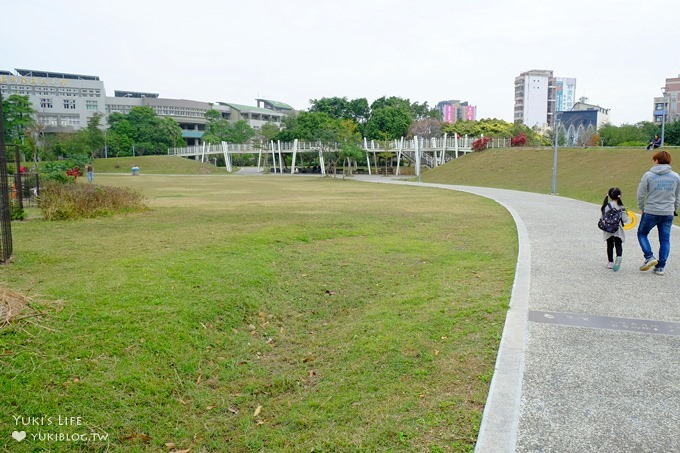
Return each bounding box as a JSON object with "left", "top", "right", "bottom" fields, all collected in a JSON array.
[
  {"left": 274, "top": 113, "right": 298, "bottom": 142},
  {"left": 106, "top": 106, "right": 184, "bottom": 156},
  {"left": 338, "top": 143, "right": 365, "bottom": 178},
  {"left": 258, "top": 122, "right": 280, "bottom": 142},
  {"left": 309, "top": 96, "right": 371, "bottom": 125},
  {"left": 664, "top": 119, "right": 680, "bottom": 146},
  {"left": 364, "top": 106, "right": 413, "bottom": 140},
  {"left": 84, "top": 113, "right": 105, "bottom": 158},
  {"left": 370, "top": 96, "right": 437, "bottom": 121},
  {"left": 1, "top": 94, "right": 35, "bottom": 149},
  {"left": 228, "top": 120, "right": 255, "bottom": 144},
  {"left": 598, "top": 123, "right": 649, "bottom": 146},
  {"left": 309, "top": 97, "right": 352, "bottom": 119},
  {"left": 442, "top": 118, "right": 540, "bottom": 145},
  {"left": 348, "top": 98, "right": 370, "bottom": 124},
  {"left": 203, "top": 109, "right": 232, "bottom": 143},
  {"left": 203, "top": 110, "right": 254, "bottom": 144}
]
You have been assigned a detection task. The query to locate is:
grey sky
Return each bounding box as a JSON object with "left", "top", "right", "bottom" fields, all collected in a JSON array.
[{"left": 2, "top": 0, "right": 678, "bottom": 125}]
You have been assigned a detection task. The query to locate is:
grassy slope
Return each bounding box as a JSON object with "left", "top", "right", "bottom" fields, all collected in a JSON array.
[
  {"left": 93, "top": 155, "right": 227, "bottom": 175},
  {"left": 423, "top": 147, "right": 676, "bottom": 207},
  {"left": 1, "top": 175, "right": 516, "bottom": 452}
]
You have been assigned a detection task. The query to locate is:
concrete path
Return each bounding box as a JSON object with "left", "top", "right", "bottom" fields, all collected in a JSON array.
[{"left": 355, "top": 177, "right": 680, "bottom": 452}]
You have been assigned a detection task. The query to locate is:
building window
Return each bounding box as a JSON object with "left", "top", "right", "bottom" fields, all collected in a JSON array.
[
  {"left": 60, "top": 115, "right": 80, "bottom": 127},
  {"left": 40, "top": 98, "right": 53, "bottom": 109},
  {"left": 64, "top": 99, "right": 76, "bottom": 109},
  {"left": 39, "top": 115, "right": 59, "bottom": 127},
  {"left": 86, "top": 100, "right": 98, "bottom": 110}
]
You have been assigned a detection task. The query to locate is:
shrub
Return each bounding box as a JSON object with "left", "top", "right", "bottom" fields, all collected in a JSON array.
[
  {"left": 472, "top": 136, "right": 492, "bottom": 151},
  {"left": 511, "top": 133, "right": 527, "bottom": 147},
  {"left": 37, "top": 182, "right": 146, "bottom": 220},
  {"left": 40, "top": 160, "right": 87, "bottom": 183},
  {"left": 10, "top": 201, "right": 25, "bottom": 221}
]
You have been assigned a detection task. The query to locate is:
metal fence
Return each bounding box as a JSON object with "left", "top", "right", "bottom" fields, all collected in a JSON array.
[{"left": 0, "top": 143, "right": 12, "bottom": 263}]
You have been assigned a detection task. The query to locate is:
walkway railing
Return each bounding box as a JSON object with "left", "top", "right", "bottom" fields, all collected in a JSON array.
[{"left": 167, "top": 134, "right": 509, "bottom": 175}]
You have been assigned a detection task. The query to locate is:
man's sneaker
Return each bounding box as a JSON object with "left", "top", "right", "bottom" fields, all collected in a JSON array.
[
  {"left": 640, "top": 257, "right": 658, "bottom": 271},
  {"left": 653, "top": 267, "right": 665, "bottom": 275},
  {"left": 613, "top": 256, "right": 622, "bottom": 272},
  {"left": 607, "top": 262, "right": 613, "bottom": 269}
]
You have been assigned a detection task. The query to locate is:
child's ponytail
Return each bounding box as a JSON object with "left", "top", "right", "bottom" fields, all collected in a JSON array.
[{"left": 600, "top": 195, "right": 609, "bottom": 215}]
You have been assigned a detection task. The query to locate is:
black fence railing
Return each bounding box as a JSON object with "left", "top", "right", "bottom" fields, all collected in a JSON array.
[{"left": 0, "top": 143, "right": 12, "bottom": 263}]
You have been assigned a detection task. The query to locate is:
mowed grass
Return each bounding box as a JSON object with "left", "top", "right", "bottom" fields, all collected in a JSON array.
[
  {"left": 93, "top": 155, "right": 227, "bottom": 175},
  {"left": 424, "top": 147, "right": 679, "bottom": 207},
  {"left": 1, "top": 174, "right": 517, "bottom": 452}
]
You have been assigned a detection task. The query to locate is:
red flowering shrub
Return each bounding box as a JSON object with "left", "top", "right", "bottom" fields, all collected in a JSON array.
[
  {"left": 472, "top": 137, "right": 491, "bottom": 151},
  {"left": 66, "top": 167, "right": 81, "bottom": 181},
  {"left": 511, "top": 133, "right": 527, "bottom": 147}
]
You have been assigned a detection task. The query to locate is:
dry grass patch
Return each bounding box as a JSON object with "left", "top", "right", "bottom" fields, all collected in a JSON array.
[{"left": 0, "top": 287, "right": 40, "bottom": 327}]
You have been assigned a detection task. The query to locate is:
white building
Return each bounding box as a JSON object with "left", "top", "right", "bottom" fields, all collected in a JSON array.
[
  {"left": 1, "top": 68, "right": 293, "bottom": 145},
  {"left": 0, "top": 69, "right": 107, "bottom": 133},
  {"left": 514, "top": 69, "right": 556, "bottom": 128}
]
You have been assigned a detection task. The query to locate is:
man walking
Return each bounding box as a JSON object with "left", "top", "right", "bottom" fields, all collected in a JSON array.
[{"left": 637, "top": 150, "right": 680, "bottom": 275}]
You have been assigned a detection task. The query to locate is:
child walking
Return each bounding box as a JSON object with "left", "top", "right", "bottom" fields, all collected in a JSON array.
[{"left": 601, "top": 187, "right": 630, "bottom": 271}]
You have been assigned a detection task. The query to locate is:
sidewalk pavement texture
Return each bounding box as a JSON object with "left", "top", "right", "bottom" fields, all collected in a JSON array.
[{"left": 354, "top": 176, "right": 679, "bottom": 452}]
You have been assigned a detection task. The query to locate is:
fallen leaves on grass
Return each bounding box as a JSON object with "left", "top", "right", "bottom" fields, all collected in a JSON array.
[{"left": 124, "top": 432, "right": 152, "bottom": 443}]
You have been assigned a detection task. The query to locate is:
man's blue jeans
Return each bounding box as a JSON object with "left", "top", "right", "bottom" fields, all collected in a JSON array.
[{"left": 637, "top": 213, "right": 674, "bottom": 268}]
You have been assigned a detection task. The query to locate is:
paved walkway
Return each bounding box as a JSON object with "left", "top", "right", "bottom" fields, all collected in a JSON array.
[{"left": 354, "top": 177, "right": 680, "bottom": 452}]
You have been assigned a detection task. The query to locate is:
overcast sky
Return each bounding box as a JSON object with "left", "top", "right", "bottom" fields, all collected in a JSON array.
[{"left": 2, "top": 0, "right": 678, "bottom": 125}]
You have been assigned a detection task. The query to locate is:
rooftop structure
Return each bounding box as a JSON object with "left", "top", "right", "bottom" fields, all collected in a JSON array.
[{"left": 1, "top": 67, "right": 293, "bottom": 145}]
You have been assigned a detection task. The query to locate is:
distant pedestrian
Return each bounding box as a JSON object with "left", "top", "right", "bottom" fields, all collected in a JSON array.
[
  {"left": 646, "top": 134, "right": 662, "bottom": 150},
  {"left": 86, "top": 163, "right": 94, "bottom": 183},
  {"left": 636, "top": 150, "right": 680, "bottom": 275},
  {"left": 600, "top": 187, "right": 630, "bottom": 271}
]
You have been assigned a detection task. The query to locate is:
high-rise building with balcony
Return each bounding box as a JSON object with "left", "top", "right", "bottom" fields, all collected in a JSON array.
[{"left": 654, "top": 75, "right": 680, "bottom": 125}]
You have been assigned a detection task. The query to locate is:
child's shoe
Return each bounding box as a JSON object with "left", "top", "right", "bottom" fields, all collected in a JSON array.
[
  {"left": 607, "top": 262, "right": 613, "bottom": 269},
  {"left": 613, "top": 256, "right": 622, "bottom": 272},
  {"left": 653, "top": 267, "right": 665, "bottom": 275}
]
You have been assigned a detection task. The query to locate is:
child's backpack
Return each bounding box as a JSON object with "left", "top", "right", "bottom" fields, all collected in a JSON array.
[{"left": 598, "top": 206, "right": 623, "bottom": 233}]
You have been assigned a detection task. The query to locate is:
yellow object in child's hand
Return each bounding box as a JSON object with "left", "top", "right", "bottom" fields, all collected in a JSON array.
[{"left": 623, "top": 210, "right": 637, "bottom": 230}]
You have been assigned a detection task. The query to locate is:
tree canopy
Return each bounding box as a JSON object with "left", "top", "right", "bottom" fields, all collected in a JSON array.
[
  {"left": 202, "top": 110, "right": 255, "bottom": 144},
  {"left": 1, "top": 94, "right": 36, "bottom": 145},
  {"left": 106, "top": 106, "right": 184, "bottom": 156}
]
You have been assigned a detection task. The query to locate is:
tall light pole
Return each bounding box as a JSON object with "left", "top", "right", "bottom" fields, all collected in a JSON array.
[
  {"left": 552, "top": 119, "right": 560, "bottom": 194},
  {"left": 660, "top": 87, "right": 667, "bottom": 147}
]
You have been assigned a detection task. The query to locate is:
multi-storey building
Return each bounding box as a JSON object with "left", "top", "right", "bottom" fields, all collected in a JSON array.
[
  {"left": 654, "top": 75, "right": 680, "bottom": 125},
  {"left": 514, "top": 69, "right": 561, "bottom": 128},
  {"left": 436, "top": 100, "right": 476, "bottom": 123},
  {"left": 0, "top": 68, "right": 107, "bottom": 134},
  {"left": 1, "top": 68, "right": 292, "bottom": 146},
  {"left": 555, "top": 77, "right": 577, "bottom": 113}
]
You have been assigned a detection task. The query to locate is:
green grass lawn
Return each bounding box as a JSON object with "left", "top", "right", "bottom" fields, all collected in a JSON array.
[
  {"left": 423, "top": 146, "right": 678, "bottom": 207},
  {"left": 92, "top": 155, "right": 228, "bottom": 175},
  {"left": 1, "top": 174, "right": 517, "bottom": 452}
]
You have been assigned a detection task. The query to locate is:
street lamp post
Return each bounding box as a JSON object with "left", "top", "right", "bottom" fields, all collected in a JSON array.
[
  {"left": 552, "top": 119, "right": 560, "bottom": 194},
  {"left": 660, "top": 87, "right": 667, "bottom": 148}
]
